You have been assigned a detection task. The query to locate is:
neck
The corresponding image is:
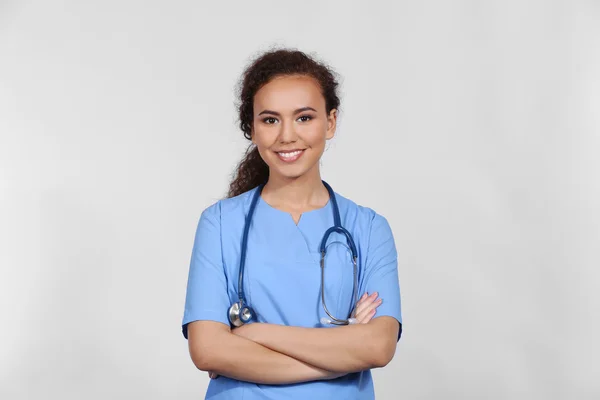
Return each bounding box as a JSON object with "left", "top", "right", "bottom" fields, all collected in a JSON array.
[{"left": 262, "top": 167, "right": 329, "bottom": 210}]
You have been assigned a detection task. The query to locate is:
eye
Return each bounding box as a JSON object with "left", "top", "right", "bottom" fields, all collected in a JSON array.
[
  {"left": 297, "top": 115, "right": 313, "bottom": 122},
  {"left": 262, "top": 117, "right": 278, "bottom": 124}
]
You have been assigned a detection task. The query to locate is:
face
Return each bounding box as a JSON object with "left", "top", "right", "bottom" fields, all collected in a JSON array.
[{"left": 251, "top": 74, "right": 337, "bottom": 182}]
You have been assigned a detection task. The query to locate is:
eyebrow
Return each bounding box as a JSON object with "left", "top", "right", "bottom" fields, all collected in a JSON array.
[{"left": 257, "top": 107, "right": 317, "bottom": 117}]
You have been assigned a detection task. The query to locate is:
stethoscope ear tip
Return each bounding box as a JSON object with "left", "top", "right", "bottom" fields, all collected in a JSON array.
[{"left": 320, "top": 317, "right": 331, "bottom": 325}]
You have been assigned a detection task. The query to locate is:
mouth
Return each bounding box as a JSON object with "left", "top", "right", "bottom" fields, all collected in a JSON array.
[{"left": 274, "top": 149, "right": 306, "bottom": 163}]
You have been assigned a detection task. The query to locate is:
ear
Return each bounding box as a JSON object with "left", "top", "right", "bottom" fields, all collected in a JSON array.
[
  {"left": 250, "top": 127, "right": 255, "bottom": 144},
  {"left": 325, "top": 108, "right": 337, "bottom": 140}
]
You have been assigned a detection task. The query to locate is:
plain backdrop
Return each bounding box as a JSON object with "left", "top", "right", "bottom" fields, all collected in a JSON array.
[{"left": 1, "top": 1, "right": 599, "bottom": 399}]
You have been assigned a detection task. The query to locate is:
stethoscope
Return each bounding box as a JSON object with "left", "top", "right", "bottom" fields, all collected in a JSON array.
[{"left": 228, "top": 180, "right": 360, "bottom": 327}]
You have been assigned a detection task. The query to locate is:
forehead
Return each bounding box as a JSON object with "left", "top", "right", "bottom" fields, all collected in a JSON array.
[{"left": 254, "top": 75, "right": 325, "bottom": 112}]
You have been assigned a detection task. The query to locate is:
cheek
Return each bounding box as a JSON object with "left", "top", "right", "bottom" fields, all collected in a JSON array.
[
  {"left": 253, "top": 134, "right": 278, "bottom": 165},
  {"left": 255, "top": 144, "right": 273, "bottom": 163},
  {"left": 299, "top": 124, "right": 328, "bottom": 145},
  {"left": 253, "top": 130, "right": 274, "bottom": 148}
]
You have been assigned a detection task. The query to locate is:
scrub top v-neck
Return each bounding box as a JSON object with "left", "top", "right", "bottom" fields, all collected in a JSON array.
[{"left": 182, "top": 186, "right": 402, "bottom": 400}]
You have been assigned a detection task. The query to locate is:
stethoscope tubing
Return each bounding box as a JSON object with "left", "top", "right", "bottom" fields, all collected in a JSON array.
[
  {"left": 234, "top": 180, "right": 359, "bottom": 325},
  {"left": 320, "top": 253, "right": 359, "bottom": 325}
]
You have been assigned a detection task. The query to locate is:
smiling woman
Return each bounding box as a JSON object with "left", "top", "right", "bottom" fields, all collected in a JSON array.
[
  {"left": 182, "top": 48, "right": 403, "bottom": 400},
  {"left": 252, "top": 76, "right": 335, "bottom": 186}
]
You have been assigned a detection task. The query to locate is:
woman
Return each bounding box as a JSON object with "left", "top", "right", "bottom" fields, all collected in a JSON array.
[{"left": 182, "top": 48, "right": 402, "bottom": 399}]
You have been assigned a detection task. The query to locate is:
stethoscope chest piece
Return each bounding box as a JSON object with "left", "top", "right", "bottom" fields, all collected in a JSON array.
[{"left": 228, "top": 301, "right": 254, "bottom": 327}]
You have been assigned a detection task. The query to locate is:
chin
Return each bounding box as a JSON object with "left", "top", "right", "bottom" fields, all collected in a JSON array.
[
  {"left": 270, "top": 165, "right": 313, "bottom": 181},
  {"left": 273, "top": 171, "right": 306, "bottom": 180}
]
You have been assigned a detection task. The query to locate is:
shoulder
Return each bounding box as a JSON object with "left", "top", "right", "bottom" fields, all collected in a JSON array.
[
  {"left": 197, "top": 186, "right": 260, "bottom": 224},
  {"left": 333, "top": 190, "right": 392, "bottom": 235},
  {"left": 334, "top": 191, "right": 397, "bottom": 264}
]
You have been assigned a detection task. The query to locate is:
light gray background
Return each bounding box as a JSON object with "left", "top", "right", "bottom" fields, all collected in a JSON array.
[{"left": 1, "top": 1, "right": 598, "bottom": 399}]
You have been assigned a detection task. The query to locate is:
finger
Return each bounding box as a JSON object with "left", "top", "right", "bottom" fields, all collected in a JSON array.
[
  {"left": 359, "top": 308, "right": 377, "bottom": 324},
  {"left": 356, "top": 305, "right": 379, "bottom": 324},
  {"left": 355, "top": 302, "right": 377, "bottom": 323},
  {"left": 353, "top": 292, "right": 368, "bottom": 309},
  {"left": 356, "top": 297, "right": 383, "bottom": 323},
  {"left": 358, "top": 295, "right": 382, "bottom": 317},
  {"left": 354, "top": 292, "right": 378, "bottom": 317},
  {"left": 354, "top": 292, "right": 375, "bottom": 312},
  {"left": 354, "top": 297, "right": 376, "bottom": 320}
]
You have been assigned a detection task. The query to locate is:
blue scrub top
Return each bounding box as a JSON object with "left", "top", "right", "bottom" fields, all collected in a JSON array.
[{"left": 182, "top": 186, "right": 402, "bottom": 400}]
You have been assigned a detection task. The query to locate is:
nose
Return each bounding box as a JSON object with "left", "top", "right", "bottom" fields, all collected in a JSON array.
[{"left": 278, "top": 118, "right": 298, "bottom": 144}]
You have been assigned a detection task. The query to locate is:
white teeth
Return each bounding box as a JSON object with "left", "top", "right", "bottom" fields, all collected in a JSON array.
[{"left": 278, "top": 150, "right": 302, "bottom": 158}]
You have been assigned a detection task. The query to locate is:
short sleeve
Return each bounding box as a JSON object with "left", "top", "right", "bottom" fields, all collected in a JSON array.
[
  {"left": 181, "top": 202, "right": 230, "bottom": 339},
  {"left": 361, "top": 213, "right": 403, "bottom": 340}
]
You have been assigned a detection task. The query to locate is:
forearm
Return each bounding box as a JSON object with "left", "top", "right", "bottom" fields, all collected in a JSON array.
[
  {"left": 189, "top": 325, "right": 342, "bottom": 384},
  {"left": 235, "top": 318, "right": 398, "bottom": 374}
]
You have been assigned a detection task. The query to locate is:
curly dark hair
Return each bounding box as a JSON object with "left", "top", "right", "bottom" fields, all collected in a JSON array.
[{"left": 226, "top": 48, "right": 341, "bottom": 198}]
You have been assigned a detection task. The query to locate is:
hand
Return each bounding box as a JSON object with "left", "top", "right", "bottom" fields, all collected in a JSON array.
[{"left": 353, "top": 292, "right": 382, "bottom": 323}]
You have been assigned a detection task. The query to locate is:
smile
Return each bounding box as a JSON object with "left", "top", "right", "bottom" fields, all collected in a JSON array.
[{"left": 275, "top": 149, "right": 305, "bottom": 162}]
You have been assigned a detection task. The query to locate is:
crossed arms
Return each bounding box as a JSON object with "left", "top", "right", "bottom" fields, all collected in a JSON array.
[{"left": 186, "top": 293, "right": 400, "bottom": 385}]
